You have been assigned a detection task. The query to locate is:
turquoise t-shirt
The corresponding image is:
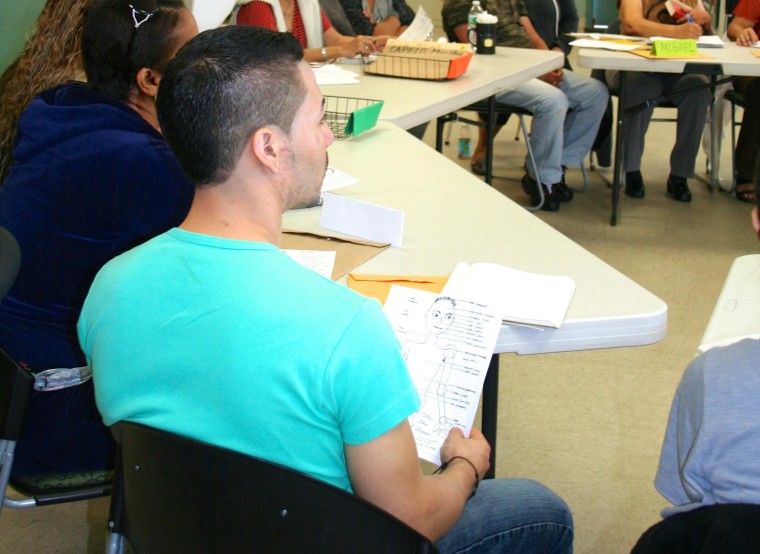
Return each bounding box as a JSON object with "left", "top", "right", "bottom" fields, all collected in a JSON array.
[{"left": 78, "top": 228, "right": 420, "bottom": 491}]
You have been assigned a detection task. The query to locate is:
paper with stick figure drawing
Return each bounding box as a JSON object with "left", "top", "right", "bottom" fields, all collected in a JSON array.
[{"left": 383, "top": 285, "right": 502, "bottom": 464}]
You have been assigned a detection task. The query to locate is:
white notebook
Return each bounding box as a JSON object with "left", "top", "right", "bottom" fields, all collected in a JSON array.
[{"left": 441, "top": 262, "right": 576, "bottom": 328}]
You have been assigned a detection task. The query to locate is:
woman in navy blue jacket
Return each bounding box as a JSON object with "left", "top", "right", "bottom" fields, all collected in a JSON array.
[{"left": 0, "top": 0, "right": 197, "bottom": 476}]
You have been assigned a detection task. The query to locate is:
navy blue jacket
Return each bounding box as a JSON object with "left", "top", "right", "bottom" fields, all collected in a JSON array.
[{"left": 0, "top": 82, "right": 193, "bottom": 475}]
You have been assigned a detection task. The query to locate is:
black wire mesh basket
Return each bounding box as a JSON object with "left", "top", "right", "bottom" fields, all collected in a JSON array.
[{"left": 323, "top": 96, "right": 383, "bottom": 139}]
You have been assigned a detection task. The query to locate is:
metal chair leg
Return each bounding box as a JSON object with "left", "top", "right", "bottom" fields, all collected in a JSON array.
[{"left": 519, "top": 114, "right": 544, "bottom": 211}]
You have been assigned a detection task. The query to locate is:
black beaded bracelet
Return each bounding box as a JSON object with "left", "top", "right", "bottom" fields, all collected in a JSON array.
[{"left": 434, "top": 455, "right": 480, "bottom": 499}]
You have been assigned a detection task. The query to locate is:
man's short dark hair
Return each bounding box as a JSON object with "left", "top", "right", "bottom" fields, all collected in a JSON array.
[
  {"left": 83, "top": 0, "right": 186, "bottom": 101},
  {"left": 157, "top": 26, "right": 306, "bottom": 186}
]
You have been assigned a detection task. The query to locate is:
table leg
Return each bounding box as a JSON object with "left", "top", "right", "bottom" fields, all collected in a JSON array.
[
  {"left": 481, "top": 353, "right": 499, "bottom": 479},
  {"left": 709, "top": 75, "right": 719, "bottom": 190},
  {"left": 611, "top": 72, "right": 627, "bottom": 227},
  {"left": 485, "top": 96, "right": 496, "bottom": 186}
]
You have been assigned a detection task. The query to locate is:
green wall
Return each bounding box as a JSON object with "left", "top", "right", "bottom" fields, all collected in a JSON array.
[{"left": 0, "top": 0, "right": 48, "bottom": 75}]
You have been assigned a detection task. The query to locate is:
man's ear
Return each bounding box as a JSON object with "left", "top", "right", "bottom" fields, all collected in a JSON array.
[
  {"left": 250, "top": 126, "right": 283, "bottom": 174},
  {"left": 135, "top": 67, "right": 162, "bottom": 98},
  {"left": 752, "top": 208, "right": 760, "bottom": 241}
]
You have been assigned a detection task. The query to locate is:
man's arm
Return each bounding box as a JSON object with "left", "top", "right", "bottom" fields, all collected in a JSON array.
[
  {"left": 556, "top": 0, "right": 580, "bottom": 54},
  {"left": 345, "top": 422, "right": 490, "bottom": 541},
  {"left": 519, "top": 14, "right": 564, "bottom": 86},
  {"left": 520, "top": 15, "right": 549, "bottom": 49},
  {"left": 619, "top": 0, "right": 703, "bottom": 38},
  {"left": 728, "top": 15, "right": 759, "bottom": 45}
]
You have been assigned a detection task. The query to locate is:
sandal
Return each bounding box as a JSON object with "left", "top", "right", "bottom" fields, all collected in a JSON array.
[
  {"left": 470, "top": 157, "right": 485, "bottom": 176},
  {"left": 736, "top": 181, "right": 756, "bottom": 204}
]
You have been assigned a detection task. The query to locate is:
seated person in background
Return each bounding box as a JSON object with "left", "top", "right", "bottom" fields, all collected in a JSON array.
[
  {"left": 235, "top": 0, "right": 378, "bottom": 62},
  {"left": 0, "top": 0, "right": 91, "bottom": 184},
  {"left": 0, "top": 0, "right": 197, "bottom": 477},
  {"left": 607, "top": 0, "right": 712, "bottom": 203},
  {"left": 338, "top": 0, "right": 414, "bottom": 37},
  {"left": 78, "top": 26, "right": 574, "bottom": 552},
  {"left": 631, "top": 167, "right": 760, "bottom": 551},
  {"left": 442, "top": 0, "right": 608, "bottom": 212},
  {"left": 727, "top": 0, "right": 760, "bottom": 203},
  {"left": 524, "top": 0, "right": 578, "bottom": 70}
]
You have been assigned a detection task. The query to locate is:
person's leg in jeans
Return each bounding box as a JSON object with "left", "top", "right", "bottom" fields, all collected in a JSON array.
[
  {"left": 559, "top": 70, "right": 609, "bottom": 168},
  {"left": 436, "top": 478, "right": 574, "bottom": 554},
  {"left": 495, "top": 79, "right": 567, "bottom": 186},
  {"left": 495, "top": 79, "right": 568, "bottom": 211}
]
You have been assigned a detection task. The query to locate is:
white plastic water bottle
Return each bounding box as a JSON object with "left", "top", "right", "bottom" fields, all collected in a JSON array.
[{"left": 468, "top": 0, "right": 484, "bottom": 50}]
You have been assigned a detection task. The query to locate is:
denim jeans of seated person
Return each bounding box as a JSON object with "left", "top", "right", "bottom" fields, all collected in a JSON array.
[
  {"left": 495, "top": 70, "right": 608, "bottom": 186},
  {"left": 436, "top": 478, "right": 574, "bottom": 554}
]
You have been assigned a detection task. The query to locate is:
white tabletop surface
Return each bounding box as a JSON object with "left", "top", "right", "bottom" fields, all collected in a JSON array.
[
  {"left": 577, "top": 41, "right": 760, "bottom": 76},
  {"left": 320, "top": 47, "right": 564, "bottom": 130},
  {"left": 283, "top": 122, "right": 667, "bottom": 355},
  {"left": 700, "top": 254, "right": 760, "bottom": 348}
]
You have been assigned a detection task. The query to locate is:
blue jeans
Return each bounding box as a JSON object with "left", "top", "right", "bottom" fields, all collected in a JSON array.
[
  {"left": 436, "top": 478, "right": 574, "bottom": 554},
  {"left": 495, "top": 70, "right": 608, "bottom": 185}
]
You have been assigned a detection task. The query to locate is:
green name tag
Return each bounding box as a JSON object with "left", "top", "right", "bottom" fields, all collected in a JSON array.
[
  {"left": 345, "top": 101, "right": 384, "bottom": 137},
  {"left": 651, "top": 39, "right": 698, "bottom": 57}
]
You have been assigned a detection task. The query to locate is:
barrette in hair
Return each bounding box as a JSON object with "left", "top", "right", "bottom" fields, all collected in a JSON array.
[{"left": 129, "top": 2, "right": 158, "bottom": 29}]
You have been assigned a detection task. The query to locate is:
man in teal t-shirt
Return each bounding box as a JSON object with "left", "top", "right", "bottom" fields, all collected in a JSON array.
[{"left": 78, "top": 26, "right": 573, "bottom": 551}]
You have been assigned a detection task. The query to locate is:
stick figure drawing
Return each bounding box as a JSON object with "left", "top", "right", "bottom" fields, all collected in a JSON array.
[{"left": 403, "top": 296, "right": 458, "bottom": 437}]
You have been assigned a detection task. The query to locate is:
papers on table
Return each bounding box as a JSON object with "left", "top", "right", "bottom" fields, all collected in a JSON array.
[
  {"left": 568, "top": 32, "right": 648, "bottom": 43},
  {"left": 650, "top": 35, "right": 724, "bottom": 48},
  {"left": 383, "top": 286, "right": 502, "bottom": 465},
  {"left": 284, "top": 249, "right": 336, "bottom": 279},
  {"left": 441, "top": 262, "right": 576, "bottom": 328},
  {"left": 322, "top": 166, "right": 358, "bottom": 194},
  {"left": 570, "top": 38, "right": 641, "bottom": 51},
  {"left": 320, "top": 193, "right": 404, "bottom": 247},
  {"left": 570, "top": 32, "right": 725, "bottom": 51},
  {"left": 312, "top": 64, "right": 359, "bottom": 86}
]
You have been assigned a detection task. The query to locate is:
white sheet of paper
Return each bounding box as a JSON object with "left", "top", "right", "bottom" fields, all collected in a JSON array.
[
  {"left": 398, "top": 6, "right": 434, "bottom": 41},
  {"left": 312, "top": 64, "right": 360, "bottom": 86},
  {"left": 319, "top": 192, "right": 404, "bottom": 246},
  {"left": 569, "top": 38, "right": 641, "bottom": 51},
  {"left": 284, "top": 249, "right": 336, "bottom": 280},
  {"left": 322, "top": 166, "right": 358, "bottom": 193},
  {"left": 383, "top": 286, "right": 502, "bottom": 465}
]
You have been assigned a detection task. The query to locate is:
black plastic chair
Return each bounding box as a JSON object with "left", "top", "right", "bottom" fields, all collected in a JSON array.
[
  {"left": 0, "top": 226, "right": 20, "bottom": 299},
  {"left": 0, "top": 348, "right": 113, "bottom": 517},
  {"left": 107, "top": 421, "right": 438, "bottom": 554}
]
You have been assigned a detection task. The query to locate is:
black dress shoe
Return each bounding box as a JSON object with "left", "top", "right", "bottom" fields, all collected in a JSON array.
[
  {"left": 521, "top": 174, "right": 560, "bottom": 212},
  {"left": 625, "top": 170, "right": 645, "bottom": 199},
  {"left": 667, "top": 175, "right": 692, "bottom": 202},
  {"left": 555, "top": 169, "right": 574, "bottom": 203}
]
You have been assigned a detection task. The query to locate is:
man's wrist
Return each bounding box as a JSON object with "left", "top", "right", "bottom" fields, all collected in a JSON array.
[{"left": 434, "top": 455, "right": 481, "bottom": 499}]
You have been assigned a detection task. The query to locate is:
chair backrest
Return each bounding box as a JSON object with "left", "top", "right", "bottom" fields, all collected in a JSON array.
[
  {"left": 0, "top": 226, "right": 21, "bottom": 299},
  {"left": 109, "top": 421, "right": 438, "bottom": 554}
]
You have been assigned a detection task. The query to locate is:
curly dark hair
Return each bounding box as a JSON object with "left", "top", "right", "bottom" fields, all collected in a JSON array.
[{"left": 0, "top": 0, "right": 91, "bottom": 183}]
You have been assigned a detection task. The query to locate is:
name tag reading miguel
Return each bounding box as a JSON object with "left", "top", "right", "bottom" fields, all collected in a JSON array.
[{"left": 651, "top": 38, "right": 698, "bottom": 57}]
